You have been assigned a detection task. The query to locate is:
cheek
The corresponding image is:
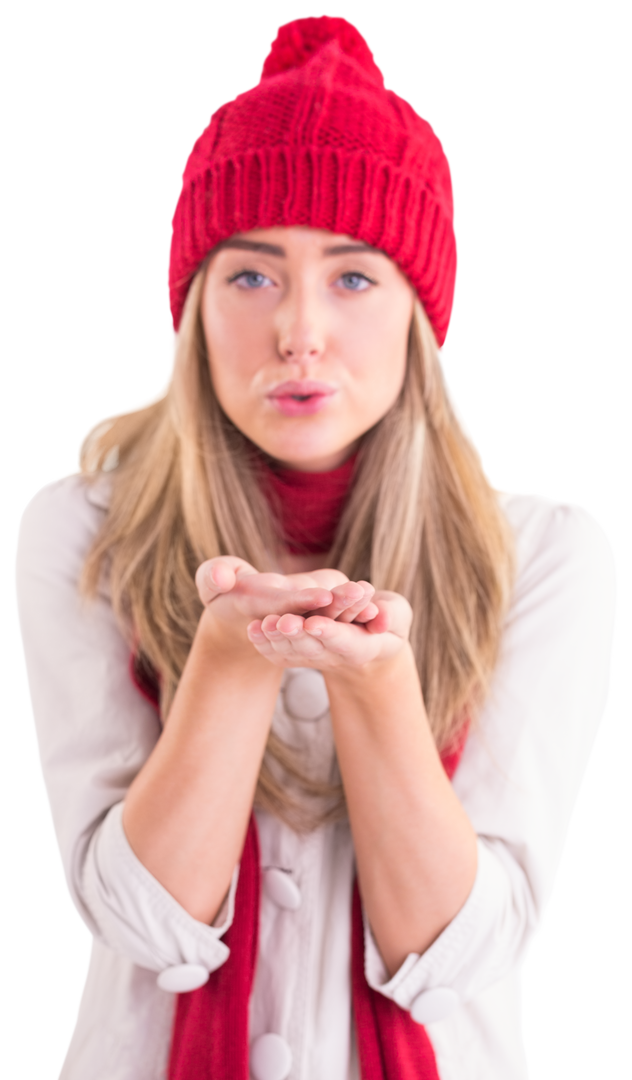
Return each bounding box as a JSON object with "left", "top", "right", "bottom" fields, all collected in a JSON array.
[
  {"left": 207, "top": 357, "right": 239, "bottom": 415},
  {"left": 344, "top": 303, "right": 411, "bottom": 414},
  {"left": 202, "top": 298, "right": 263, "bottom": 408}
]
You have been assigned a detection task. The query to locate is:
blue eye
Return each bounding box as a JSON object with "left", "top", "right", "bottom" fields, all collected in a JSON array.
[
  {"left": 231, "top": 270, "right": 271, "bottom": 287},
  {"left": 339, "top": 272, "right": 373, "bottom": 291}
]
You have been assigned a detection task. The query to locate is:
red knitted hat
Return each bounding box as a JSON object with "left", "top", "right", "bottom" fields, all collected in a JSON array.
[{"left": 169, "top": 16, "right": 456, "bottom": 345}]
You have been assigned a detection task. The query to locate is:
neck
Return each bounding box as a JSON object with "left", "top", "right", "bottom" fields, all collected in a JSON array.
[{"left": 256, "top": 450, "right": 358, "bottom": 557}]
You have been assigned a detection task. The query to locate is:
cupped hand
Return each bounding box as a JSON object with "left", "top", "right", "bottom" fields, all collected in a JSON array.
[
  {"left": 194, "top": 558, "right": 379, "bottom": 648},
  {"left": 246, "top": 590, "right": 413, "bottom": 670}
]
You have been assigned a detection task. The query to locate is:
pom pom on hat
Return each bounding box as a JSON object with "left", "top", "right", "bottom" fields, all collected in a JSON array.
[
  {"left": 261, "top": 16, "right": 384, "bottom": 86},
  {"left": 169, "top": 17, "right": 456, "bottom": 345}
]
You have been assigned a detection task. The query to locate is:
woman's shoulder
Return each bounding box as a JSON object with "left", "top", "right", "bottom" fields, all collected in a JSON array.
[
  {"left": 15, "top": 468, "right": 112, "bottom": 527},
  {"left": 17, "top": 472, "right": 112, "bottom": 582},
  {"left": 499, "top": 491, "right": 615, "bottom": 601}
]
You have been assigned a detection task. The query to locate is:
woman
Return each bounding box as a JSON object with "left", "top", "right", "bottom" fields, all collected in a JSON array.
[{"left": 16, "top": 16, "right": 615, "bottom": 1080}]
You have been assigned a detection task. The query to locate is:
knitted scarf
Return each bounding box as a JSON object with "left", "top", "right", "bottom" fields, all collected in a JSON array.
[
  {"left": 131, "top": 457, "right": 466, "bottom": 1079},
  {"left": 257, "top": 452, "right": 357, "bottom": 554}
]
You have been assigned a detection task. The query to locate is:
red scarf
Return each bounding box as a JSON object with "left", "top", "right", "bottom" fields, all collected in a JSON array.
[
  {"left": 257, "top": 452, "right": 357, "bottom": 554},
  {"left": 131, "top": 456, "right": 467, "bottom": 1078}
]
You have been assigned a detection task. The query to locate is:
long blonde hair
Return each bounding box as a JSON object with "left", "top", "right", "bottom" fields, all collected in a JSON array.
[{"left": 81, "top": 265, "right": 513, "bottom": 827}]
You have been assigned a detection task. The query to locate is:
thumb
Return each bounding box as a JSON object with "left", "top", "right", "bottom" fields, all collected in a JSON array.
[{"left": 195, "top": 557, "right": 256, "bottom": 606}]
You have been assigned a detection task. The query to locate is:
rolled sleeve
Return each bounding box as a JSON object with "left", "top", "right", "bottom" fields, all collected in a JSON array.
[
  {"left": 83, "top": 802, "right": 238, "bottom": 972},
  {"left": 365, "top": 838, "right": 535, "bottom": 1008},
  {"left": 16, "top": 475, "right": 237, "bottom": 978},
  {"left": 365, "top": 497, "right": 615, "bottom": 1017}
]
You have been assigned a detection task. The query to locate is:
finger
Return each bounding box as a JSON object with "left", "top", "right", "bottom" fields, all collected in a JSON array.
[
  {"left": 302, "top": 615, "right": 381, "bottom": 664},
  {"left": 363, "top": 608, "right": 391, "bottom": 634},
  {"left": 254, "top": 613, "right": 305, "bottom": 640},
  {"left": 236, "top": 571, "right": 339, "bottom": 615},
  {"left": 195, "top": 557, "right": 257, "bottom": 606},
  {"left": 335, "top": 581, "right": 377, "bottom": 624},
  {"left": 196, "top": 560, "right": 327, "bottom": 613},
  {"left": 240, "top": 585, "right": 333, "bottom": 617},
  {"left": 258, "top": 614, "right": 325, "bottom": 661},
  {"left": 259, "top": 613, "right": 294, "bottom": 639},
  {"left": 363, "top": 592, "right": 412, "bottom": 637},
  {"left": 315, "top": 581, "right": 366, "bottom": 621},
  {"left": 381, "top": 592, "right": 413, "bottom": 636},
  {"left": 246, "top": 621, "right": 292, "bottom": 665},
  {"left": 246, "top": 619, "right": 266, "bottom": 643},
  {"left": 349, "top": 601, "right": 380, "bottom": 624}
]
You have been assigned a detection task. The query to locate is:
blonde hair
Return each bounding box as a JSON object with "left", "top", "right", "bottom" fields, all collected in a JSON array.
[{"left": 81, "top": 266, "right": 513, "bottom": 828}]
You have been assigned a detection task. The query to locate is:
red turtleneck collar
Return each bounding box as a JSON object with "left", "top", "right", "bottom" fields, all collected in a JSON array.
[{"left": 259, "top": 453, "right": 357, "bottom": 554}]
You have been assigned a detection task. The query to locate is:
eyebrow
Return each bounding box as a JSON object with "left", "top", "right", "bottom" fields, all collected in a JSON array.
[{"left": 219, "top": 238, "right": 383, "bottom": 258}]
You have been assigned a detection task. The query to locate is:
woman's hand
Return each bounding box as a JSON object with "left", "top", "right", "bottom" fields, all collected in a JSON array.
[
  {"left": 195, "top": 557, "right": 381, "bottom": 653},
  {"left": 246, "top": 589, "right": 412, "bottom": 670}
]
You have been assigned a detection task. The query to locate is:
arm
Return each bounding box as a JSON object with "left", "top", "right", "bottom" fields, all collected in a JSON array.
[
  {"left": 15, "top": 479, "right": 327, "bottom": 964},
  {"left": 122, "top": 616, "right": 282, "bottom": 925},
  {"left": 122, "top": 559, "right": 375, "bottom": 923},
  {"left": 247, "top": 497, "right": 616, "bottom": 1002},
  {"left": 324, "top": 645, "right": 477, "bottom": 976},
  {"left": 248, "top": 595, "right": 477, "bottom": 976}
]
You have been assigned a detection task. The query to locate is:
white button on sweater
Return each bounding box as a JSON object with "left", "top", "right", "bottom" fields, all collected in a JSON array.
[
  {"left": 156, "top": 963, "right": 210, "bottom": 993},
  {"left": 263, "top": 868, "right": 302, "bottom": 911},
  {"left": 284, "top": 669, "right": 330, "bottom": 722},
  {"left": 250, "top": 1033, "right": 293, "bottom": 1080},
  {"left": 16, "top": 476, "right": 615, "bottom": 1080}
]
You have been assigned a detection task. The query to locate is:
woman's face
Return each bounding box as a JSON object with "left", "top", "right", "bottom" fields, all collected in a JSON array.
[{"left": 201, "top": 226, "right": 415, "bottom": 471}]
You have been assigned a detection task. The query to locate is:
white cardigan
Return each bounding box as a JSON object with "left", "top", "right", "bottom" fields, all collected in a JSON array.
[{"left": 16, "top": 476, "right": 615, "bottom": 1080}]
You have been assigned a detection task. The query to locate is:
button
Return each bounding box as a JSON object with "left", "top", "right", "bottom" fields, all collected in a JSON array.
[
  {"left": 284, "top": 669, "right": 329, "bottom": 722},
  {"left": 263, "top": 867, "right": 302, "bottom": 910},
  {"left": 156, "top": 963, "right": 210, "bottom": 993},
  {"left": 410, "top": 987, "right": 459, "bottom": 1024},
  {"left": 250, "top": 1033, "right": 292, "bottom": 1080}
]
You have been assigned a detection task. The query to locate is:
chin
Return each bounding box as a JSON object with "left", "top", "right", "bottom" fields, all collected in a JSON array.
[{"left": 252, "top": 417, "right": 358, "bottom": 471}]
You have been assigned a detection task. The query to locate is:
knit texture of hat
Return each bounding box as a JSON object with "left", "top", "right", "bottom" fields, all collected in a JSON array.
[{"left": 169, "top": 17, "right": 456, "bottom": 346}]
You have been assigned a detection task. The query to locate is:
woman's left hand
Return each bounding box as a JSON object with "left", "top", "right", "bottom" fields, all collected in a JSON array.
[{"left": 246, "top": 585, "right": 412, "bottom": 669}]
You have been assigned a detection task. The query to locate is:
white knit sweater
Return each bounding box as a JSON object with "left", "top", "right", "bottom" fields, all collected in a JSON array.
[{"left": 16, "top": 476, "right": 615, "bottom": 1080}]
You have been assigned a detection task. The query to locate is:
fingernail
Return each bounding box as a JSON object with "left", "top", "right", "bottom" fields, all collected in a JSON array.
[{"left": 307, "top": 627, "right": 322, "bottom": 636}]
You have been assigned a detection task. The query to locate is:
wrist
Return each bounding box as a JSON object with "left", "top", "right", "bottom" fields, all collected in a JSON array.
[
  {"left": 324, "top": 641, "right": 417, "bottom": 698},
  {"left": 196, "top": 606, "right": 279, "bottom": 678}
]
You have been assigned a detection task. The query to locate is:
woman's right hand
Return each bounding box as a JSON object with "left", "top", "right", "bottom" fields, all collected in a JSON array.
[{"left": 195, "top": 557, "right": 331, "bottom": 647}]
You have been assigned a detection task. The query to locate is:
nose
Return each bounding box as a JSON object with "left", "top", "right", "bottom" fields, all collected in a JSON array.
[
  {"left": 279, "top": 340, "right": 321, "bottom": 363},
  {"left": 276, "top": 286, "right": 325, "bottom": 365}
]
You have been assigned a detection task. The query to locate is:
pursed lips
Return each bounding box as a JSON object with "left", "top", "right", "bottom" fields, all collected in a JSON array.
[
  {"left": 268, "top": 379, "right": 337, "bottom": 398},
  {"left": 267, "top": 380, "right": 337, "bottom": 416}
]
